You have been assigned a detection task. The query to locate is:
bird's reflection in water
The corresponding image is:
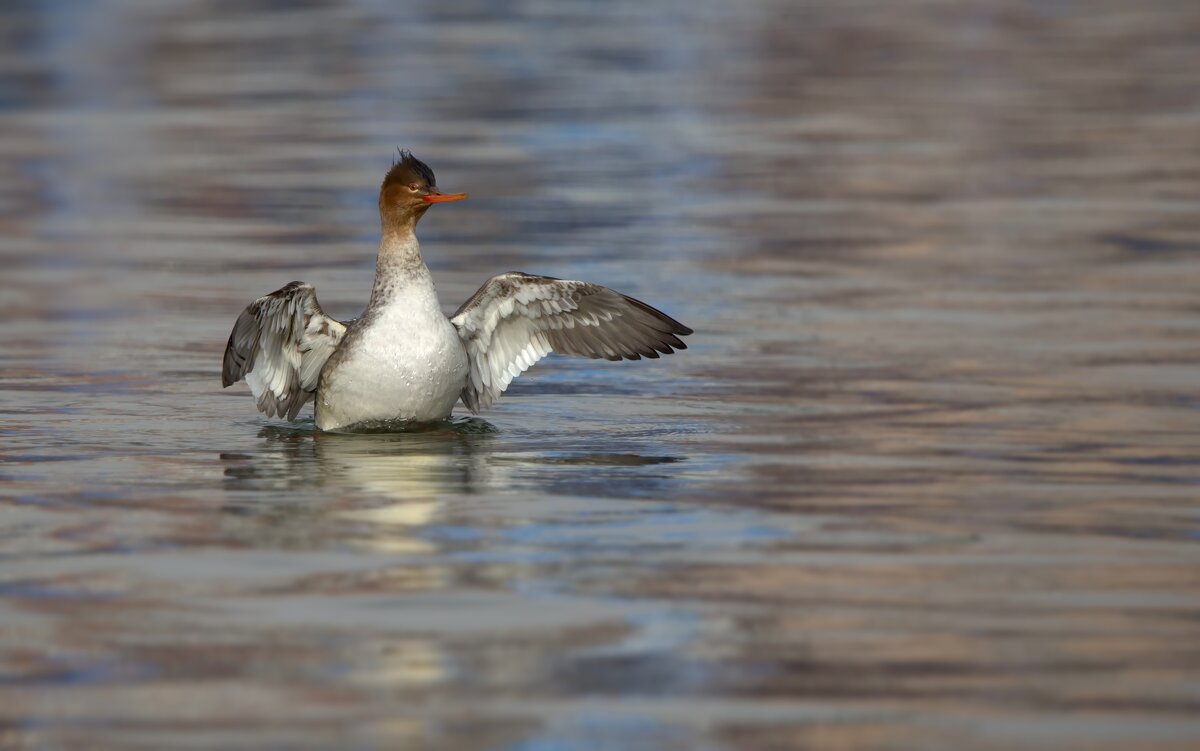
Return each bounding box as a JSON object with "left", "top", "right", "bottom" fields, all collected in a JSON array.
[
  {"left": 217, "top": 421, "right": 507, "bottom": 693},
  {"left": 219, "top": 417, "right": 688, "bottom": 550},
  {"left": 219, "top": 417, "right": 501, "bottom": 551},
  {"left": 223, "top": 416, "right": 685, "bottom": 501},
  {"left": 224, "top": 417, "right": 498, "bottom": 495}
]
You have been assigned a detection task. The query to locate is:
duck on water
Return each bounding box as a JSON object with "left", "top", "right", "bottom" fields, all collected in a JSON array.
[{"left": 222, "top": 151, "right": 693, "bottom": 432}]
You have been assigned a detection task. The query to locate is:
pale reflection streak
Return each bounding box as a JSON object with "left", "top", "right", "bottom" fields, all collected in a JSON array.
[{"left": 221, "top": 425, "right": 498, "bottom": 696}]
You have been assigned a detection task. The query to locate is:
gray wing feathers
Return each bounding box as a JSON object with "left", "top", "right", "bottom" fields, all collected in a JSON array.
[
  {"left": 221, "top": 281, "right": 346, "bottom": 421},
  {"left": 450, "top": 272, "right": 692, "bottom": 413}
]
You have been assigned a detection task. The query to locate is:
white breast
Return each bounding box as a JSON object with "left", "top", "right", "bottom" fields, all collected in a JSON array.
[{"left": 315, "top": 276, "right": 468, "bottom": 431}]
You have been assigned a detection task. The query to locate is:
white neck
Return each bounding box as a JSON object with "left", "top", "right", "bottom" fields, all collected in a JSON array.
[{"left": 370, "top": 229, "right": 430, "bottom": 307}]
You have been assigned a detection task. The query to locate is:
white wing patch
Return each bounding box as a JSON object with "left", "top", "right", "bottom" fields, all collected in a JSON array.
[
  {"left": 222, "top": 281, "right": 346, "bottom": 421},
  {"left": 450, "top": 272, "right": 692, "bottom": 413}
]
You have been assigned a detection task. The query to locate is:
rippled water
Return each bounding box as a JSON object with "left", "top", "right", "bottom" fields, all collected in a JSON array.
[{"left": 3, "top": 1, "right": 1199, "bottom": 749}]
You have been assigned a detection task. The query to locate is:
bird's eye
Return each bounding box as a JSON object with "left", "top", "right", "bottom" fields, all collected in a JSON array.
[{"left": 408, "top": 183, "right": 420, "bottom": 192}]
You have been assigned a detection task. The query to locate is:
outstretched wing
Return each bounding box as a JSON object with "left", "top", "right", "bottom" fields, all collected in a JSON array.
[
  {"left": 221, "top": 281, "right": 347, "bottom": 421},
  {"left": 450, "top": 272, "right": 692, "bottom": 413}
]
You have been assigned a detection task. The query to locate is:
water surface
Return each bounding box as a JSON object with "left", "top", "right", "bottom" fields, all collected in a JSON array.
[{"left": 2, "top": 1, "right": 1199, "bottom": 749}]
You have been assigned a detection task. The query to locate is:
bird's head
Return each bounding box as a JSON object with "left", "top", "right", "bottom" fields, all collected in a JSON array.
[{"left": 378, "top": 150, "right": 466, "bottom": 228}]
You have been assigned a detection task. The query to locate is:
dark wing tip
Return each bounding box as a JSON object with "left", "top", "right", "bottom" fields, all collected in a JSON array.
[
  {"left": 221, "top": 281, "right": 311, "bottom": 390},
  {"left": 620, "top": 293, "right": 693, "bottom": 337},
  {"left": 221, "top": 319, "right": 248, "bottom": 387},
  {"left": 220, "top": 336, "right": 235, "bottom": 386}
]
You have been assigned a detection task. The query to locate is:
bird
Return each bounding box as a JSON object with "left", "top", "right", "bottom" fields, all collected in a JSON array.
[{"left": 221, "top": 151, "right": 692, "bottom": 432}]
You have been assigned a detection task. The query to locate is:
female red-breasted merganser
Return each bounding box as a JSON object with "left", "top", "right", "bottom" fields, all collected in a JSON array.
[{"left": 222, "top": 151, "right": 692, "bottom": 431}]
